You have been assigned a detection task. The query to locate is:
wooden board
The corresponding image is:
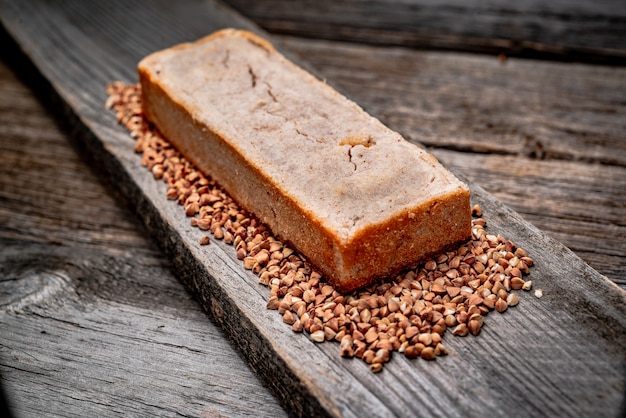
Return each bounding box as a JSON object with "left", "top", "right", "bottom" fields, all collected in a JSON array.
[
  {"left": 0, "top": 58, "right": 287, "bottom": 417},
  {"left": 1, "top": 0, "right": 625, "bottom": 416},
  {"left": 225, "top": 0, "right": 626, "bottom": 65}
]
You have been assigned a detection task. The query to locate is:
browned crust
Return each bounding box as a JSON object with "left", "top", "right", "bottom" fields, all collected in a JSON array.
[{"left": 334, "top": 190, "right": 471, "bottom": 292}]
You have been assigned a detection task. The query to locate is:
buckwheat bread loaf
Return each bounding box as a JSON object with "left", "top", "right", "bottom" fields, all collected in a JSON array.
[{"left": 138, "top": 29, "right": 471, "bottom": 292}]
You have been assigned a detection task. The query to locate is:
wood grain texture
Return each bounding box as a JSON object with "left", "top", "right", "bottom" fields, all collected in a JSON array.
[
  {"left": 0, "top": 60, "right": 286, "bottom": 417},
  {"left": 432, "top": 150, "right": 626, "bottom": 286},
  {"left": 1, "top": 0, "right": 625, "bottom": 417},
  {"left": 225, "top": 0, "right": 626, "bottom": 64},
  {"left": 272, "top": 36, "right": 626, "bottom": 287}
]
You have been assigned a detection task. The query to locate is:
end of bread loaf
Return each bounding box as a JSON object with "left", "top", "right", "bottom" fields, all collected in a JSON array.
[{"left": 138, "top": 29, "right": 471, "bottom": 292}]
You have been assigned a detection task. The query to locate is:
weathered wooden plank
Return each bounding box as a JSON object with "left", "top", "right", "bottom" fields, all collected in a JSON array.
[
  {"left": 0, "top": 60, "right": 287, "bottom": 417},
  {"left": 1, "top": 0, "right": 625, "bottom": 417},
  {"left": 1, "top": 244, "right": 288, "bottom": 418},
  {"left": 225, "top": 0, "right": 626, "bottom": 65}
]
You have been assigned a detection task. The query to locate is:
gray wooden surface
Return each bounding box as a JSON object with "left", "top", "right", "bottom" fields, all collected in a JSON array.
[
  {"left": 225, "top": 0, "right": 626, "bottom": 64},
  {"left": 0, "top": 60, "right": 286, "bottom": 417},
  {"left": 1, "top": 0, "right": 625, "bottom": 417}
]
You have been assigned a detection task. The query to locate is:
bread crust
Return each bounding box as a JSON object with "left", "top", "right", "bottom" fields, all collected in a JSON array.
[{"left": 138, "top": 29, "right": 471, "bottom": 292}]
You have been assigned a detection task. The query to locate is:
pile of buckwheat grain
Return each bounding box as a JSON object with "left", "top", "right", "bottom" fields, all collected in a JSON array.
[{"left": 106, "top": 82, "right": 536, "bottom": 373}]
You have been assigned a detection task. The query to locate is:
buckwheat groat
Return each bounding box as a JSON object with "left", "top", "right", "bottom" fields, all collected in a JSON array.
[{"left": 138, "top": 29, "right": 470, "bottom": 292}]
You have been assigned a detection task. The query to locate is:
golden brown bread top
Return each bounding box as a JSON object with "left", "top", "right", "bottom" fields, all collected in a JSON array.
[{"left": 138, "top": 29, "right": 469, "bottom": 245}]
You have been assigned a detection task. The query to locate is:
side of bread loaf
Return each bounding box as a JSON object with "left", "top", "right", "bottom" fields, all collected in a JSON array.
[{"left": 138, "top": 29, "right": 471, "bottom": 292}]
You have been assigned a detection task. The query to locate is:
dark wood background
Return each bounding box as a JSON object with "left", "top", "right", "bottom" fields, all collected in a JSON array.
[
  {"left": 226, "top": 0, "right": 626, "bottom": 64},
  {"left": 1, "top": 0, "right": 625, "bottom": 416}
]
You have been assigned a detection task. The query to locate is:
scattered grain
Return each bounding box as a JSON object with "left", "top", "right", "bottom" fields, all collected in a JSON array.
[
  {"left": 283, "top": 310, "right": 296, "bottom": 325},
  {"left": 435, "top": 343, "right": 448, "bottom": 356},
  {"left": 292, "top": 320, "right": 303, "bottom": 333},
  {"left": 420, "top": 347, "right": 436, "bottom": 360},
  {"left": 370, "top": 363, "right": 383, "bottom": 373},
  {"left": 506, "top": 293, "right": 519, "bottom": 307},
  {"left": 310, "top": 330, "right": 325, "bottom": 343},
  {"left": 108, "top": 83, "right": 536, "bottom": 374},
  {"left": 495, "top": 298, "right": 508, "bottom": 313},
  {"left": 404, "top": 345, "right": 419, "bottom": 359},
  {"left": 452, "top": 324, "right": 468, "bottom": 337},
  {"left": 468, "top": 319, "right": 482, "bottom": 336}
]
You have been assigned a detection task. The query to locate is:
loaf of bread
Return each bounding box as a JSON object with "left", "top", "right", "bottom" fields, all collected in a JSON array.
[{"left": 138, "top": 29, "right": 471, "bottom": 292}]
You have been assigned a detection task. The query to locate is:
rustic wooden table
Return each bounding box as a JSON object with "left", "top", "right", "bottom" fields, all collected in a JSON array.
[{"left": 1, "top": 1, "right": 624, "bottom": 417}]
